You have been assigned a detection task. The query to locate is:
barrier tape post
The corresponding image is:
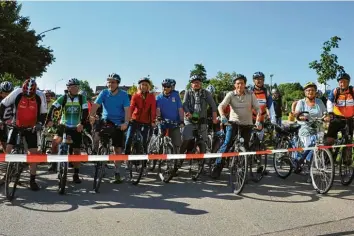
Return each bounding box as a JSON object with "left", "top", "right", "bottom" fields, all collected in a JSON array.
[{"left": 0, "top": 143, "right": 354, "bottom": 163}]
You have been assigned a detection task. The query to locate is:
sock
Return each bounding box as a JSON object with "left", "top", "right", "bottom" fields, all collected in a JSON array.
[{"left": 30, "top": 174, "right": 36, "bottom": 182}]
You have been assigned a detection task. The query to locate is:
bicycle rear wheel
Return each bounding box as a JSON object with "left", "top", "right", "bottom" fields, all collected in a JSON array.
[
  {"left": 249, "top": 142, "right": 267, "bottom": 183},
  {"left": 310, "top": 148, "right": 334, "bottom": 194},
  {"left": 188, "top": 141, "right": 206, "bottom": 181},
  {"left": 229, "top": 146, "right": 248, "bottom": 195},
  {"left": 338, "top": 147, "right": 354, "bottom": 186},
  {"left": 273, "top": 139, "right": 293, "bottom": 179},
  {"left": 5, "top": 162, "right": 23, "bottom": 201}
]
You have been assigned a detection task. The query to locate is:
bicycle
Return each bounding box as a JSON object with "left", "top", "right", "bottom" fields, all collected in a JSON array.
[
  {"left": 81, "top": 129, "right": 94, "bottom": 155},
  {"left": 274, "top": 111, "right": 335, "bottom": 194},
  {"left": 126, "top": 122, "right": 148, "bottom": 185},
  {"left": 248, "top": 126, "right": 268, "bottom": 183},
  {"left": 4, "top": 124, "right": 39, "bottom": 201},
  {"left": 93, "top": 121, "right": 117, "bottom": 193},
  {"left": 225, "top": 122, "right": 250, "bottom": 195},
  {"left": 57, "top": 127, "right": 76, "bottom": 195},
  {"left": 331, "top": 117, "right": 354, "bottom": 186}
]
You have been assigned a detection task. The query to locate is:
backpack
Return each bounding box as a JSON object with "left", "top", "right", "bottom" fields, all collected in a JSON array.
[
  {"left": 14, "top": 93, "right": 42, "bottom": 127},
  {"left": 334, "top": 86, "right": 354, "bottom": 104}
]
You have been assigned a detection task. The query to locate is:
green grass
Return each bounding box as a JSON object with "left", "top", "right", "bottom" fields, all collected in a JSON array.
[{"left": 282, "top": 115, "right": 288, "bottom": 121}]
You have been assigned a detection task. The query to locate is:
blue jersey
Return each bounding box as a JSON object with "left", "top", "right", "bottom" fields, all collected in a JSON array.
[
  {"left": 156, "top": 92, "right": 182, "bottom": 126},
  {"left": 95, "top": 89, "right": 130, "bottom": 125}
]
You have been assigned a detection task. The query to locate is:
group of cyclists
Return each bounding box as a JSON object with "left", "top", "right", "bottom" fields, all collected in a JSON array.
[{"left": 0, "top": 68, "right": 352, "bottom": 194}]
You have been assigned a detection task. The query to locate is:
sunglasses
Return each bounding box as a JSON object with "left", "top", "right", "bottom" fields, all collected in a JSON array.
[{"left": 163, "top": 85, "right": 171, "bottom": 88}]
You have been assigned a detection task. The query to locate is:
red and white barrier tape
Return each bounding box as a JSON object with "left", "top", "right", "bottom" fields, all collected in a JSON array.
[{"left": 0, "top": 144, "right": 353, "bottom": 163}]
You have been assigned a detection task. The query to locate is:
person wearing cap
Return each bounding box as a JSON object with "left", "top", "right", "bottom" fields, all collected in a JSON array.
[
  {"left": 180, "top": 73, "right": 217, "bottom": 155},
  {"left": 124, "top": 77, "right": 156, "bottom": 156},
  {"left": 89, "top": 73, "right": 130, "bottom": 184},
  {"left": 326, "top": 73, "right": 354, "bottom": 165},
  {"left": 211, "top": 74, "right": 261, "bottom": 178}
]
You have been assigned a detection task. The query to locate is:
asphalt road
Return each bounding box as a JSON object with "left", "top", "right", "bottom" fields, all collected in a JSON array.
[{"left": 0, "top": 161, "right": 353, "bottom": 236}]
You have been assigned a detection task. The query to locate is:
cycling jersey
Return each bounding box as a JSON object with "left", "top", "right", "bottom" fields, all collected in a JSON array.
[
  {"left": 156, "top": 92, "right": 182, "bottom": 125},
  {"left": 0, "top": 98, "right": 14, "bottom": 122},
  {"left": 51, "top": 94, "right": 88, "bottom": 128},
  {"left": 327, "top": 87, "right": 354, "bottom": 118},
  {"left": 95, "top": 89, "right": 130, "bottom": 125},
  {"left": 251, "top": 86, "right": 276, "bottom": 123},
  {"left": 0, "top": 88, "right": 47, "bottom": 126}
]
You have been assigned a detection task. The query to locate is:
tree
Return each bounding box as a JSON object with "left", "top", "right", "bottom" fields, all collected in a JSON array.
[
  {"left": 0, "top": 72, "right": 23, "bottom": 87},
  {"left": 79, "top": 80, "right": 94, "bottom": 98},
  {"left": 309, "top": 36, "right": 345, "bottom": 89},
  {"left": 190, "top": 63, "right": 208, "bottom": 83},
  {"left": 208, "top": 71, "right": 235, "bottom": 92},
  {"left": 277, "top": 83, "right": 304, "bottom": 113},
  {"left": 127, "top": 84, "right": 137, "bottom": 95},
  {"left": 0, "top": 1, "right": 55, "bottom": 81}
]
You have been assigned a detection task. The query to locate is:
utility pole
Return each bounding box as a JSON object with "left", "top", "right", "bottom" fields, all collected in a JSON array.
[{"left": 270, "top": 74, "right": 274, "bottom": 91}]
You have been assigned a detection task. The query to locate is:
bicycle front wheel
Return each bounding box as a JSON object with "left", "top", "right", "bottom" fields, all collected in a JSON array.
[
  {"left": 58, "top": 162, "right": 68, "bottom": 195},
  {"left": 5, "top": 162, "right": 23, "bottom": 201},
  {"left": 158, "top": 144, "right": 177, "bottom": 183},
  {"left": 310, "top": 148, "right": 334, "bottom": 194},
  {"left": 127, "top": 141, "right": 145, "bottom": 185},
  {"left": 229, "top": 146, "right": 248, "bottom": 195},
  {"left": 338, "top": 147, "right": 354, "bottom": 186}
]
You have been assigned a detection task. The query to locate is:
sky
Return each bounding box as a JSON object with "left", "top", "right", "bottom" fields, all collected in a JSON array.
[{"left": 19, "top": 1, "right": 354, "bottom": 94}]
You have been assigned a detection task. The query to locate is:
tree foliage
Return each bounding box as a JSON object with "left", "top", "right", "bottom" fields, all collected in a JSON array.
[
  {"left": 0, "top": 72, "right": 23, "bottom": 87},
  {"left": 309, "top": 36, "right": 345, "bottom": 85},
  {"left": 190, "top": 63, "right": 208, "bottom": 83},
  {"left": 79, "top": 80, "right": 94, "bottom": 99},
  {"left": 277, "top": 83, "right": 304, "bottom": 113},
  {"left": 127, "top": 84, "right": 137, "bottom": 95},
  {"left": 0, "top": 1, "right": 55, "bottom": 81}
]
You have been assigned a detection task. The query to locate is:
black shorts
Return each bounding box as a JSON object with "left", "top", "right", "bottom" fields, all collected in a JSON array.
[
  {"left": 326, "top": 117, "right": 353, "bottom": 139},
  {"left": 96, "top": 120, "right": 125, "bottom": 148},
  {"left": 56, "top": 126, "right": 82, "bottom": 149},
  {"left": 0, "top": 125, "right": 8, "bottom": 142},
  {"left": 7, "top": 127, "right": 38, "bottom": 149}
]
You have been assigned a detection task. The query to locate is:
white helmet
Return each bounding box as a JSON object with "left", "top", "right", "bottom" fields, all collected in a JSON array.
[{"left": 206, "top": 85, "right": 216, "bottom": 94}]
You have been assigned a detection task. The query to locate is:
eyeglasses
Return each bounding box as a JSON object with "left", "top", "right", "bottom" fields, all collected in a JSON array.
[
  {"left": 305, "top": 89, "right": 316, "bottom": 92},
  {"left": 163, "top": 86, "right": 171, "bottom": 88}
]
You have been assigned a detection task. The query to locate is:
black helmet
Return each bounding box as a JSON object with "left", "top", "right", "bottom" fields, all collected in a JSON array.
[
  {"left": 138, "top": 77, "right": 151, "bottom": 85},
  {"left": 337, "top": 73, "right": 350, "bottom": 82},
  {"left": 107, "top": 73, "right": 121, "bottom": 83},
  {"left": 233, "top": 74, "right": 247, "bottom": 84}
]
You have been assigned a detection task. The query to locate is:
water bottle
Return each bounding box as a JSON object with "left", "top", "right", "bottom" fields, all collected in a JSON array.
[{"left": 62, "top": 132, "right": 67, "bottom": 144}]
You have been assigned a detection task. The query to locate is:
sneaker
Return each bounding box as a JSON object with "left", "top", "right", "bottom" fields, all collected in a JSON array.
[
  {"left": 111, "top": 173, "right": 123, "bottom": 184},
  {"left": 30, "top": 181, "right": 40, "bottom": 191},
  {"left": 73, "top": 174, "right": 82, "bottom": 184},
  {"left": 211, "top": 164, "right": 223, "bottom": 179}
]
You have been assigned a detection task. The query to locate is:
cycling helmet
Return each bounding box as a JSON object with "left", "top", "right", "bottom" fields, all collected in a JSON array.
[
  {"left": 233, "top": 74, "right": 247, "bottom": 84},
  {"left": 66, "top": 78, "right": 80, "bottom": 86},
  {"left": 170, "top": 79, "right": 176, "bottom": 87},
  {"left": 253, "top": 72, "right": 265, "bottom": 79},
  {"left": 44, "top": 89, "right": 52, "bottom": 95},
  {"left": 317, "top": 90, "right": 323, "bottom": 97},
  {"left": 107, "top": 73, "right": 121, "bottom": 83},
  {"left": 189, "top": 74, "right": 203, "bottom": 83},
  {"left": 303, "top": 82, "right": 317, "bottom": 91},
  {"left": 206, "top": 85, "right": 216, "bottom": 94},
  {"left": 271, "top": 88, "right": 279, "bottom": 94},
  {"left": 0, "top": 81, "right": 13, "bottom": 93},
  {"left": 162, "top": 79, "right": 172, "bottom": 87},
  {"left": 79, "top": 90, "right": 87, "bottom": 97},
  {"left": 138, "top": 77, "right": 151, "bottom": 85},
  {"left": 337, "top": 73, "right": 350, "bottom": 82},
  {"left": 22, "top": 78, "right": 37, "bottom": 97}
]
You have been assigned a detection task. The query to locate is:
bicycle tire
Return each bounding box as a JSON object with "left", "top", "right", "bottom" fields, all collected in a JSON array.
[
  {"left": 229, "top": 146, "right": 248, "bottom": 195},
  {"left": 5, "top": 162, "right": 23, "bottom": 201},
  {"left": 189, "top": 141, "right": 206, "bottom": 181},
  {"left": 249, "top": 141, "right": 268, "bottom": 183},
  {"left": 339, "top": 147, "right": 354, "bottom": 186},
  {"left": 128, "top": 141, "right": 145, "bottom": 185},
  {"left": 273, "top": 139, "right": 293, "bottom": 179},
  {"left": 58, "top": 162, "right": 68, "bottom": 195},
  {"left": 158, "top": 144, "right": 177, "bottom": 183},
  {"left": 310, "top": 148, "right": 334, "bottom": 194},
  {"left": 93, "top": 146, "right": 108, "bottom": 193}
]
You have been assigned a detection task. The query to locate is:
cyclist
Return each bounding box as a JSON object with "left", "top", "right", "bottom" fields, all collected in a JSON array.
[
  {"left": 44, "top": 90, "right": 55, "bottom": 108},
  {"left": 125, "top": 77, "right": 156, "bottom": 155},
  {"left": 89, "top": 73, "right": 130, "bottom": 184},
  {"left": 0, "top": 79, "right": 47, "bottom": 191},
  {"left": 295, "top": 82, "right": 329, "bottom": 170},
  {"left": 0, "top": 81, "right": 14, "bottom": 185},
  {"left": 211, "top": 74, "right": 261, "bottom": 178},
  {"left": 180, "top": 74, "right": 217, "bottom": 155},
  {"left": 0, "top": 81, "right": 14, "bottom": 150},
  {"left": 326, "top": 73, "right": 354, "bottom": 165},
  {"left": 271, "top": 88, "right": 283, "bottom": 126},
  {"left": 251, "top": 72, "right": 276, "bottom": 125},
  {"left": 46, "top": 78, "right": 88, "bottom": 184},
  {"left": 156, "top": 79, "right": 184, "bottom": 152}
]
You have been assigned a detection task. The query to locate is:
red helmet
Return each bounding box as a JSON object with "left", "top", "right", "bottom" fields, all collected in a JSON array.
[{"left": 22, "top": 78, "right": 37, "bottom": 97}]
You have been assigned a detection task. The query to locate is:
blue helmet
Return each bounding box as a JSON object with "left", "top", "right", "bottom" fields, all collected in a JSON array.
[{"left": 253, "top": 72, "right": 265, "bottom": 79}]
